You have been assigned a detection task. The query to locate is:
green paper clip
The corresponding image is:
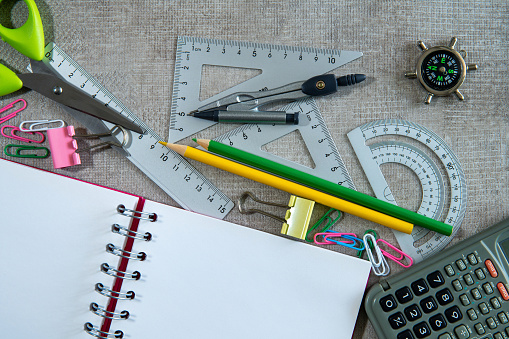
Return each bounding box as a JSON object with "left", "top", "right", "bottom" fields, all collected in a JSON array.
[
  {"left": 357, "top": 229, "right": 378, "bottom": 259},
  {"left": 305, "top": 208, "right": 342, "bottom": 243},
  {"left": 4, "top": 144, "right": 50, "bottom": 158}
]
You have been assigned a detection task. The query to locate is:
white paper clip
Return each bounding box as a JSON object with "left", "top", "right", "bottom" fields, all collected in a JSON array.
[
  {"left": 19, "top": 119, "right": 66, "bottom": 132},
  {"left": 363, "top": 233, "right": 390, "bottom": 277}
]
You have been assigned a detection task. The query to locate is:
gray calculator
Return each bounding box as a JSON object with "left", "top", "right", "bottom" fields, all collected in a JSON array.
[{"left": 365, "top": 218, "right": 509, "bottom": 339}]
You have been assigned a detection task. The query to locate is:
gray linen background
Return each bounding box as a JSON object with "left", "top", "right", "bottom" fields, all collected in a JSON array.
[{"left": 1, "top": 1, "right": 507, "bottom": 338}]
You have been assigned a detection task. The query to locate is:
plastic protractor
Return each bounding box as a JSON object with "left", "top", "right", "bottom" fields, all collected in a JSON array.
[{"left": 347, "top": 119, "right": 467, "bottom": 262}]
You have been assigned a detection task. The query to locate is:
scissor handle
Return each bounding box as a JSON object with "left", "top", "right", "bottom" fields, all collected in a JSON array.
[
  {"left": 0, "top": 0, "right": 45, "bottom": 61},
  {"left": 0, "top": 64, "right": 23, "bottom": 96}
]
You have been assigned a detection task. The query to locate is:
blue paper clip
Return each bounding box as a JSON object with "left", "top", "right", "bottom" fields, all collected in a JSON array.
[
  {"left": 4, "top": 144, "right": 50, "bottom": 158},
  {"left": 322, "top": 231, "right": 365, "bottom": 251}
]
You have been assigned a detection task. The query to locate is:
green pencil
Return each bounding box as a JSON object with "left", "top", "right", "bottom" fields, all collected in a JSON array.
[{"left": 194, "top": 138, "right": 453, "bottom": 236}]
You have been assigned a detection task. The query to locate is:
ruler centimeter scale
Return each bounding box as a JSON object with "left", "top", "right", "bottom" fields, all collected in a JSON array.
[
  {"left": 169, "top": 36, "right": 363, "bottom": 143},
  {"left": 169, "top": 36, "right": 362, "bottom": 188},
  {"left": 347, "top": 119, "right": 467, "bottom": 262},
  {"left": 38, "top": 43, "right": 234, "bottom": 219}
]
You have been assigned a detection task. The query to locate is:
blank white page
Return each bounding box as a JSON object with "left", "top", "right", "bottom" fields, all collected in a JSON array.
[
  {"left": 0, "top": 159, "right": 141, "bottom": 338},
  {"left": 119, "top": 199, "right": 372, "bottom": 339}
]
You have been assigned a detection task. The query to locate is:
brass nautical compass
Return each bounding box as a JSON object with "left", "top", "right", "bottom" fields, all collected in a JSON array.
[{"left": 406, "top": 37, "right": 478, "bottom": 104}]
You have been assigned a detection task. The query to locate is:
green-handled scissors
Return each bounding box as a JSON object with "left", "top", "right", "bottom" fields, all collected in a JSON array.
[{"left": 0, "top": 0, "right": 144, "bottom": 134}]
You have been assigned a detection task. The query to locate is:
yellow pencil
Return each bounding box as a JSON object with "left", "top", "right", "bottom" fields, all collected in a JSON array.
[{"left": 160, "top": 142, "right": 414, "bottom": 234}]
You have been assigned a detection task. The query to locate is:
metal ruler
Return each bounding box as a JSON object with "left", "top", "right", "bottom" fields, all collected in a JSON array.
[
  {"left": 36, "top": 43, "right": 234, "bottom": 218},
  {"left": 214, "top": 97, "right": 356, "bottom": 189},
  {"left": 169, "top": 36, "right": 363, "bottom": 142},
  {"left": 347, "top": 119, "right": 467, "bottom": 263}
]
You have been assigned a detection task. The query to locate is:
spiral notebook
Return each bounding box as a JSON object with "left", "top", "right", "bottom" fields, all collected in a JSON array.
[{"left": 0, "top": 158, "right": 371, "bottom": 339}]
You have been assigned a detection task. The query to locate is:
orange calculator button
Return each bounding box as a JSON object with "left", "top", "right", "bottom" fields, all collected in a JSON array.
[
  {"left": 496, "top": 282, "right": 509, "bottom": 300},
  {"left": 485, "top": 259, "right": 498, "bottom": 278}
]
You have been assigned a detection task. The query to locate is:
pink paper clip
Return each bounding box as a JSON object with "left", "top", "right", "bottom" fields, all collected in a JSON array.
[
  {"left": 47, "top": 126, "right": 81, "bottom": 169},
  {"left": 314, "top": 232, "right": 358, "bottom": 245},
  {"left": 1, "top": 125, "right": 45, "bottom": 143},
  {"left": 377, "top": 239, "right": 414, "bottom": 268},
  {"left": 0, "top": 99, "right": 27, "bottom": 124}
]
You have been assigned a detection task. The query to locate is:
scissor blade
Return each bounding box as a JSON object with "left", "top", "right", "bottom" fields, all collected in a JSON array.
[{"left": 17, "top": 73, "right": 144, "bottom": 134}]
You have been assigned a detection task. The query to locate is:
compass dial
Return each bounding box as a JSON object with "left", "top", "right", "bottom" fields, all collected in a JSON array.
[{"left": 421, "top": 50, "right": 461, "bottom": 91}]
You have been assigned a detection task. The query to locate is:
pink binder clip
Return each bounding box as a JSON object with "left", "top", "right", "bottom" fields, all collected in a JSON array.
[
  {"left": 0, "top": 99, "right": 27, "bottom": 124},
  {"left": 47, "top": 126, "right": 81, "bottom": 169},
  {"left": 377, "top": 239, "right": 414, "bottom": 268},
  {"left": 1, "top": 125, "right": 45, "bottom": 143}
]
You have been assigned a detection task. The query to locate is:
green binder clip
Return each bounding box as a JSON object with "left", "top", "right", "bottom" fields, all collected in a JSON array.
[{"left": 4, "top": 144, "right": 50, "bottom": 158}]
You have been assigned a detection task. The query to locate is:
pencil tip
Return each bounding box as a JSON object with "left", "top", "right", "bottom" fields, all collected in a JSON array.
[
  {"left": 187, "top": 110, "right": 197, "bottom": 116},
  {"left": 158, "top": 141, "right": 167, "bottom": 146}
]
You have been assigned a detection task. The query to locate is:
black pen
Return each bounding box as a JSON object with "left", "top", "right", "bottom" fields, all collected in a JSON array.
[{"left": 189, "top": 110, "right": 299, "bottom": 125}]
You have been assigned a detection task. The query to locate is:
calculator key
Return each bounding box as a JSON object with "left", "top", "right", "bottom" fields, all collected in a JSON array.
[
  {"left": 467, "top": 253, "right": 478, "bottom": 265},
  {"left": 498, "top": 311, "right": 509, "bottom": 324},
  {"left": 454, "top": 325, "right": 470, "bottom": 339},
  {"left": 380, "top": 295, "right": 398, "bottom": 312},
  {"left": 455, "top": 259, "right": 467, "bottom": 271},
  {"left": 438, "top": 334, "right": 452, "bottom": 339},
  {"left": 497, "top": 282, "right": 509, "bottom": 300},
  {"left": 475, "top": 268, "right": 486, "bottom": 280},
  {"left": 459, "top": 294, "right": 470, "bottom": 306},
  {"left": 429, "top": 313, "right": 447, "bottom": 331},
  {"left": 471, "top": 288, "right": 482, "bottom": 300},
  {"left": 487, "top": 316, "right": 498, "bottom": 329},
  {"left": 397, "top": 329, "right": 415, "bottom": 339},
  {"left": 445, "top": 306, "right": 463, "bottom": 323},
  {"left": 479, "top": 302, "right": 490, "bottom": 314},
  {"left": 485, "top": 259, "right": 498, "bottom": 278},
  {"left": 411, "top": 279, "right": 429, "bottom": 296},
  {"left": 483, "top": 282, "right": 494, "bottom": 294},
  {"left": 494, "top": 332, "right": 503, "bottom": 339},
  {"left": 413, "top": 322, "right": 431, "bottom": 338},
  {"left": 506, "top": 327, "right": 509, "bottom": 336},
  {"left": 452, "top": 279, "right": 463, "bottom": 292},
  {"left": 444, "top": 265, "right": 456, "bottom": 276},
  {"left": 404, "top": 304, "right": 422, "bottom": 322},
  {"left": 467, "top": 308, "right": 478, "bottom": 320},
  {"left": 463, "top": 273, "right": 474, "bottom": 285},
  {"left": 389, "top": 312, "right": 407, "bottom": 329},
  {"left": 490, "top": 297, "right": 502, "bottom": 309},
  {"left": 396, "top": 287, "right": 414, "bottom": 304},
  {"left": 420, "top": 296, "right": 438, "bottom": 314},
  {"left": 474, "top": 322, "right": 485, "bottom": 335},
  {"left": 427, "top": 271, "right": 445, "bottom": 288},
  {"left": 436, "top": 288, "right": 454, "bottom": 306}
]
